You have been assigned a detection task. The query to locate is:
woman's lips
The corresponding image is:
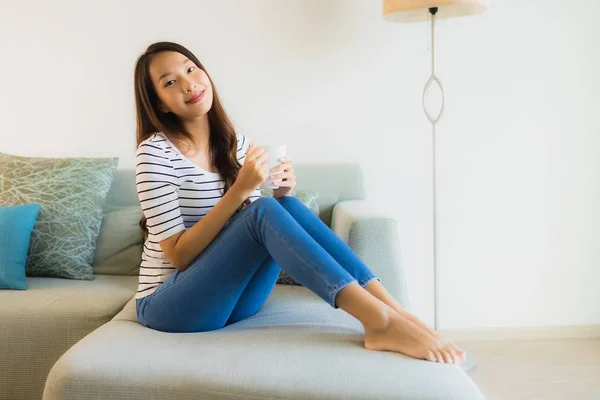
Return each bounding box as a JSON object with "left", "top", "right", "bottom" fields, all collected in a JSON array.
[{"left": 186, "top": 90, "right": 205, "bottom": 104}]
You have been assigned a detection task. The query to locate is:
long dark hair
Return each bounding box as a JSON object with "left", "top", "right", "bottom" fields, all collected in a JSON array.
[{"left": 134, "top": 42, "right": 245, "bottom": 234}]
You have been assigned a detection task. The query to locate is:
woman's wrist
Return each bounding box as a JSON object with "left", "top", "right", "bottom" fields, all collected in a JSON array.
[{"left": 228, "top": 183, "right": 251, "bottom": 204}]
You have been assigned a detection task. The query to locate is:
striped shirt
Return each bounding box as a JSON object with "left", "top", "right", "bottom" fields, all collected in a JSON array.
[{"left": 135, "top": 132, "right": 260, "bottom": 299}]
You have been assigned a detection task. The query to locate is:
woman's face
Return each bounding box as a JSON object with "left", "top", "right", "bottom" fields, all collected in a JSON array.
[{"left": 148, "top": 51, "right": 213, "bottom": 121}]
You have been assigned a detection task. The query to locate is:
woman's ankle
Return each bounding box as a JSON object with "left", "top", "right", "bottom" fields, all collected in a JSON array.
[
  {"left": 362, "top": 304, "right": 395, "bottom": 333},
  {"left": 335, "top": 283, "right": 392, "bottom": 332}
]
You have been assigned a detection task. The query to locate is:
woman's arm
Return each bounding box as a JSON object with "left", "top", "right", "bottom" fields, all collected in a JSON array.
[
  {"left": 136, "top": 138, "right": 250, "bottom": 272},
  {"left": 159, "top": 185, "right": 247, "bottom": 271},
  {"left": 160, "top": 141, "right": 268, "bottom": 271}
]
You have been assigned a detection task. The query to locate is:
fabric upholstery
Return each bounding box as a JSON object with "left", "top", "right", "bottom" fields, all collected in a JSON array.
[
  {"left": 44, "top": 286, "right": 485, "bottom": 400},
  {"left": 0, "top": 153, "right": 118, "bottom": 279},
  {"left": 0, "top": 275, "right": 138, "bottom": 400},
  {"left": 3, "top": 162, "right": 469, "bottom": 400},
  {"left": 331, "top": 200, "right": 411, "bottom": 309},
  {"left": 0, "top": 204, "right": 40, "bottom": 290},
  {"left": 94, "top": 205, "right": 144, "bottom": 276}
]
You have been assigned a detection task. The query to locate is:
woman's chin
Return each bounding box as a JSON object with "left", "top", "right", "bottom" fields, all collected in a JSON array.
[{"left": 183, "top": 105, "right": 212, "bottom": 119}]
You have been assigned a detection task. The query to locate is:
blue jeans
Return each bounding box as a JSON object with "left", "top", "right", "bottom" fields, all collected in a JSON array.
[{"left": 136, "top": 196, "right": 378, "bottom": 333}]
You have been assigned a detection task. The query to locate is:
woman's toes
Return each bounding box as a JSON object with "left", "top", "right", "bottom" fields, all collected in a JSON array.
[
  {"left": 443, "top": 346, "right": 460, "bottom": 364},
  {"left": 449, "top": 343, "right": 466, "bottom": 362},
  {"left": 434, "top": 350, "right": 445, "bottom": 363},
  {"left": 442, "top": 350, "right": 453, "bottom": 364},
  {"left": 427, "top": 351, "right": 436, "bottom": 362},
  {"left": 450, "top": 349, "right": 461, "bottom": 364}
]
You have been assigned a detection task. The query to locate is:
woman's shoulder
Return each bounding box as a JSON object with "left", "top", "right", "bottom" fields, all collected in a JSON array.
[
  {"left": 136, "top": 133, "right": 168, "bottom": 151},
  {"left": 138, "top": 132, "right": 167, "bottom": 146},
  {"left": 135, "top": 133, "right": 170, "bottom": 160}
]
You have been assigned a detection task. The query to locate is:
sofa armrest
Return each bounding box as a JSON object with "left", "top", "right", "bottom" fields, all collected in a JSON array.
[{"left": 331, "top": 200, "right": 410, "bottom": 309}]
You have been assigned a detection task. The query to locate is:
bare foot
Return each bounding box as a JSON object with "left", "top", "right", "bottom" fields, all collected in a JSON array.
[
  {"left": 364, "top": 312, "right": 438, "bottom": 360},
  {"left": 364, "top": 312, "right": 463, "bottom": 365},
  {"left": 417, "top": 326, "right": 466, "bottom": 365},
  {"left": 395, "top": 310, "right": 467, "bottom": 365},
  {"left": 423, "top": 329, "right": 466, "bottom": 365}
]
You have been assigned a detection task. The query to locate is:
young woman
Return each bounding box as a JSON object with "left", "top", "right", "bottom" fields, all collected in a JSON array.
[{"left": 133, "top": 41, "right": 465, "bottom": 365}]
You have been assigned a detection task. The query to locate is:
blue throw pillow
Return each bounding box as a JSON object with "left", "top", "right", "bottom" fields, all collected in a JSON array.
[{"left": 0, "top": 204, "right": 40, "bottom": 290}]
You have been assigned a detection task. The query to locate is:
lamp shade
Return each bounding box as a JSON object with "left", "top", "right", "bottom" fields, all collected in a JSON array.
[{"left": 383, "top": 0, "right": 488, "bottom": 23}]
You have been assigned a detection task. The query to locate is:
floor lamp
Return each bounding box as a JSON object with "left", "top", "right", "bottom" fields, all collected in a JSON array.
[{"left": 383, "top": 0, "right": 488, "bottom": 371}]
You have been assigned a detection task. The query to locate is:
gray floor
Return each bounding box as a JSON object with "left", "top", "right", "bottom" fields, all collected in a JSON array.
[{"left": 460, "top": 338, "right": 600, "bottom": 400}]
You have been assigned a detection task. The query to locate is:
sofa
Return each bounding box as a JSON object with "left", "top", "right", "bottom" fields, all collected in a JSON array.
[{"left": 1, "top": 163, "right": 485, "bottom": 400}]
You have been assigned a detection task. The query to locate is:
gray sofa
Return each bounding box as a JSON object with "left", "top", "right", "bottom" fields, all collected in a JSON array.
[{"left": 1, "top": 163, "right": 485, "bottom": 400}]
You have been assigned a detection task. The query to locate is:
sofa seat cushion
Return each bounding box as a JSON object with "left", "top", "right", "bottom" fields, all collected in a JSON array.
[
  {"left": 0, "top": 275, "right": 138, "bottom": 400},
  {"left": 44, "top": 285, "right": 484, "bottom": 400}
]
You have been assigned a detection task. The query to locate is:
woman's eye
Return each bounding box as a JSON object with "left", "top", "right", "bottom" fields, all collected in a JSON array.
[
  {"left": 187, "top": 67, "right": 196, "bottom": 73},
  {"left": 165, "top": 80, "right": 175, "bottom": 87}
]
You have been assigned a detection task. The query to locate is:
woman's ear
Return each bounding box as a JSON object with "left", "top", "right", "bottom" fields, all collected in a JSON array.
[{"left": 159, "top": 103, "right": 170, "bottom": 113}]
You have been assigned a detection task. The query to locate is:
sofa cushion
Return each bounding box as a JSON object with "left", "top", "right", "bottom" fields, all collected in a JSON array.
[
  {"left": 0, "top": 275, "right": 138, "bottom": 400},
  {"left": 44, "top": 285, "right": 485, "bottom": 400},
  {"left": 0, "top": 204, "right": 40, "bottom": 290},
  {"left": 94, "top": 205, "right": 144, "bottom": 276},
  {"left": 0, "top": 153, "right": 119, "bottom": 280}
]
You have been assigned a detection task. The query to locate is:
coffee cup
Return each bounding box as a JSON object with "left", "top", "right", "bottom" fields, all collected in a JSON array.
[{"left": 259, "top": 145, "right": 287, "bottom": 190}]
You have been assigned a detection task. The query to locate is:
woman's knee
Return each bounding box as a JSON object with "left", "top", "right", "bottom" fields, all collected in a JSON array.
[
  {"left": 245, "top": 197, "right": 285, "bottom": 223},
  {"left": 253, "top": 196, "right": 282, "bottom": 211},
  {"left": 276, "top": 195, "right": 301, "bottom": 207}
]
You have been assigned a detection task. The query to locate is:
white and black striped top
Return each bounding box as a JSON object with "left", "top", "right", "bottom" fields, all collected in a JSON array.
[{"left": 135, "top": 132, "right": 260, "bottom": 299}]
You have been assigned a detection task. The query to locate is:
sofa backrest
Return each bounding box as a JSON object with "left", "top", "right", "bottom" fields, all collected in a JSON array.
[{"left": 104, "top": 163, "right": 365, "bottom": 226}]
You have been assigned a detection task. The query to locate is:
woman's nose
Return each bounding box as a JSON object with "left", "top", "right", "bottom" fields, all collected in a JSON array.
[{"left": 181, "top": 77, "right": 195, "bottom": 93}]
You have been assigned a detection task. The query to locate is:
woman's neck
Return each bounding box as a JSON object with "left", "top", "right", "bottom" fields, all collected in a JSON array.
[{"left": 182, "top": 114, "right": 210, "bottom": 152}]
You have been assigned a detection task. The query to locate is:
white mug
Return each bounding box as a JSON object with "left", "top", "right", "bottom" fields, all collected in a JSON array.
[{"left": 259, "top": 145, "right": 287, "bottom": 190}]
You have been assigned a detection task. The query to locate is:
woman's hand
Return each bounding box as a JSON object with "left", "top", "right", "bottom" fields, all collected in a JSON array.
[
  {"left": 270, "top": 157, "right": 296, "bottom": 199},
  {"left": 233, "top": 143, "right": 269, "bottom": 198}
]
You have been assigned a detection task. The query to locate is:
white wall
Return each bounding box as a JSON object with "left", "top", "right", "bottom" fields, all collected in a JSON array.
[{"left": 1, "top": 0, "right": 599, "bottom": 330}]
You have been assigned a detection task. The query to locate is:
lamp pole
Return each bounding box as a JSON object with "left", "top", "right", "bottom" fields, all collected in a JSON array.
[{"left": 422, "top": 6, "right": 445, "bottom": 331}]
